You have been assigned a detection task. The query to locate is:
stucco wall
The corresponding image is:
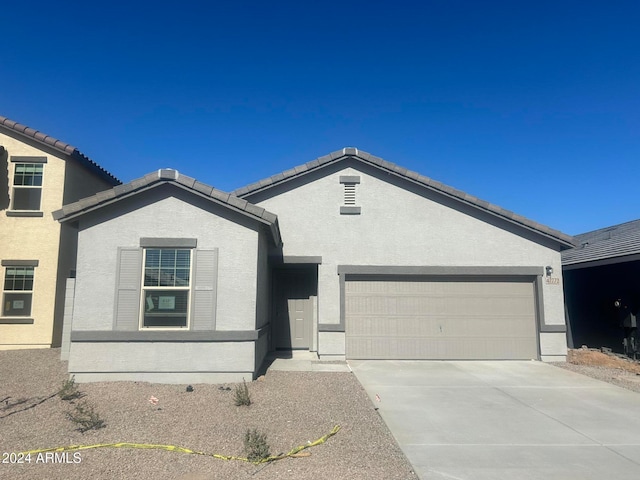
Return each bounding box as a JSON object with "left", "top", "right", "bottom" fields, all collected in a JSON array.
[
  {"left": 0, "top": 132, "right": 116, "bottom": 350},
  {"left": 60, "top": 278, "right": 75, "bottom": 360},
  {"left": 53, "top": 157, "right": 116, "bottom": 347},
  {"left": 254, "top": 331, "right": 270, "bottom": 373},
  {"left": 255, "top": 228, "right": 271, "bottom": 330},
  {"left": 72, "top": 186, "right": 260, "bottom": 333},
  {"left": 62, "top": 157, "right": 116, "bottom": 205},
  {"left": 252, "top": 164, "right": 567, "bottom": 358},
  {"left": 67, "top": 185, "right": 267, "bottom": 382},
  {"left": 0, "top": 133, "right": 66, "bottom": 349},
  {"left": 68, "top": 341, "right": 255, "bottom": 383}
]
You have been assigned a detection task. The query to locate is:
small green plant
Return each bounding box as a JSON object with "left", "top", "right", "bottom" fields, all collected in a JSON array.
[
  {"left": 234, "top": 378, "right": 251, "bottom": 406},
  {"left": 66, "top": 401, "right": 105, "bottom": 432},
  {"left": 243, "top": 428, "right": 270, "bottom": 462},
  {"left": 58, "top": 375, "right": 82, "bottom": 401}
]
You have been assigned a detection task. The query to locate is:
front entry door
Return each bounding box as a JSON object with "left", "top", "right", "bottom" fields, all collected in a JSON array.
[{"left": 274, "top": 269, "right": 313, "bottom": 350}]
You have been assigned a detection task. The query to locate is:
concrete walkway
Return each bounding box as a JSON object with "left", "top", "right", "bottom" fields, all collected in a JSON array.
[
  {"left": 263, "top": 350, "right": 351, "bottom": 372},
  {"left": 349, "top": 360, "right": 640, "bottom": 480}
]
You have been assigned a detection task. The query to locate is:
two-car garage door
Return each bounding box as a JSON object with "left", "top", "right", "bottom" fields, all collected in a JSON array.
[{"left": 345, "top": 276, "right": 538, "bottom": 360}]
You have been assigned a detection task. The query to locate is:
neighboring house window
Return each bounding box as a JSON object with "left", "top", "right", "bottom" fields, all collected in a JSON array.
[
  {"left": 141, "top": 249, "right": 191, "bottom": 328},
  {"left": 3, "top": 265, "right": 35, "bottom": 317},
  {"left": 12, "top": 163, "right": 44, "bottom": 211}
]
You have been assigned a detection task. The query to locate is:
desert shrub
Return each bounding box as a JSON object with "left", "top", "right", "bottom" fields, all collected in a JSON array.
[
  {"left": 58, "top": 375, "right": 82, "bottom": 401},
  {"left": 66, "top": 401, "right": 105, "bottom": 432},
  {"left": 234, "top": 378, "right": 251, "bottom": 406},
  {"left": 244, "top": 428, "right": 270, "bottom": 462}
]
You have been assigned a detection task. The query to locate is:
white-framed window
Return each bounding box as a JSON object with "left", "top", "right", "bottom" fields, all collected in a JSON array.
[
  {"left": 12, "top": 163, "right": 44, "bottom": 211},
  {"left": 140, "top": 248, "right": 192, "bottom": 328},
  {"left": 3, "top": 266, "right": 35, "bottom": 317}
]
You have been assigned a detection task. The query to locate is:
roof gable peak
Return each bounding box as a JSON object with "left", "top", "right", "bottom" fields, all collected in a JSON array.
[
  {"left": 233, "top": 147, "right": 575, "bottom": 249},
  {"left": 53, "top": 168, "right": 281, "bottom": 246}
]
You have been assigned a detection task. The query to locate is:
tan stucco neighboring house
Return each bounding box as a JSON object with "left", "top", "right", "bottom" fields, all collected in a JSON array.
[{"left": 0, "top": 115, "right": 120, "bottom": 350}]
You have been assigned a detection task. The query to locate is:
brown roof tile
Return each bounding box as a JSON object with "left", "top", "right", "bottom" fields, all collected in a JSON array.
[{"left": 0, "top": 114, "right": 120, "bottom": 185}]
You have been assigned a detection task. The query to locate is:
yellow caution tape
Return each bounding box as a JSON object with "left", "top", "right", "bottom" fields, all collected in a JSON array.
[{"left": 20, "top": 425, "right": 340, "bottom": 464}]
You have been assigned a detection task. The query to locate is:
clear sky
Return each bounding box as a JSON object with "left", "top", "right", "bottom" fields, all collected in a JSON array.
[{"left": 2, "top": 1, "right": 638, "bottom": 235}]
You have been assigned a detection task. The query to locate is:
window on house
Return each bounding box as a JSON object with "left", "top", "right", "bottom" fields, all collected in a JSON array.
[
  {"left": 3, "top": 266, "right": 35, "bottom": 317},
  {"left": 141, "top": 248, "right": 191, "bottom": 328},
  {"left": 12, "top": 163, "right": 44, "bottom": 211}
]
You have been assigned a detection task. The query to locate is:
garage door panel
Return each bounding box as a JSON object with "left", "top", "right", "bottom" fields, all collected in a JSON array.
[
  {"left": 347, "top": 336, "right": 537, "bottom": 360},
  {"left": 349, "top": 316, "right": 534, "bottom": 337},
  {"left": 345, "top": 277, "right": 538, "bottom": 360}
]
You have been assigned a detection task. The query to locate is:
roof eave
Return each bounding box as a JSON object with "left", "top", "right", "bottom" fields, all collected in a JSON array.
[{"left": 562, "top": 251, "right": 640, "bottom": 270}]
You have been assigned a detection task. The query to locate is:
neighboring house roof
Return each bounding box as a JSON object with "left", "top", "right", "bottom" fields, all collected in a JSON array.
[
  {"left": 233, "top": 147, "right": 576, "bottom": 249},
  {"left": 53, "top": 169, "right": 282, "bottom": 246},
  {"left": 0, "top": 115, "right": 121, "bottom": 185},
  {"left": 562, "top": 218, "right": 640, "bottom": 268}
]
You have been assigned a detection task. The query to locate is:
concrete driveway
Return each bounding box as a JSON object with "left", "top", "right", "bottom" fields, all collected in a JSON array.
[{"left": 349, "top": 360, "right": 640, "bottom": 480}]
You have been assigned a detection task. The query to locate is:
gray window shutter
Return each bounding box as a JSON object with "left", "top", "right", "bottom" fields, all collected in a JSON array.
[
  {"left": 114, "top": 248, "right": 142, "bottom": 331},
  {"left": 191, "top": 248, "right": 218, "bottom": 330}
]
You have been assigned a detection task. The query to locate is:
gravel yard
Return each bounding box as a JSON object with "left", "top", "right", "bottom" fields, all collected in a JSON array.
[
  {"left": 3, "top": 347, "right": 639, "bottom": 480},
  {"left": 0, "top": 349, "right": 415, "bottom": 480}
]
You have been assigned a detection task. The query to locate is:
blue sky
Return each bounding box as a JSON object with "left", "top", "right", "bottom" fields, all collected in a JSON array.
[{"left": 2, "top": 0, "right": 638, "bottom": 235}]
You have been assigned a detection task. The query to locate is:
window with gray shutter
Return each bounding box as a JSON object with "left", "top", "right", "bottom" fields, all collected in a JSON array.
[
  {"left": 113, "top": 243, "right": 219, "bottom": 331},
  {"left": 190, "top": 249, "right": 218, "bottom": 330},
  {"left": 114, "top": 248, "right": 142, "bottom": 330}
]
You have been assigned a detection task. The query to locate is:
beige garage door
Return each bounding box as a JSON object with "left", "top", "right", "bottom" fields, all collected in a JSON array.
[{"left": 345, "top": 276, "right": 538, "bottom": 360}]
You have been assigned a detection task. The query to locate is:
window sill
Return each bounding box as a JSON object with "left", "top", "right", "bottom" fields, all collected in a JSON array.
[
  {"left": 0, "top": 317, "right": 34, "bottom": 324},
  {"left": 6, "top": 211, "right": 44, "bottom": 217}
]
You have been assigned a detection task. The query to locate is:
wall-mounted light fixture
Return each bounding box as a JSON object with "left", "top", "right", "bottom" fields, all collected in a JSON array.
[{"left": 545, "top": 266, "right": 553, "bottom": 277}]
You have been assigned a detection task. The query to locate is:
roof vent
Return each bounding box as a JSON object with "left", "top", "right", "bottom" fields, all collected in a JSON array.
[
  {"left": 158, "top": 168, "right": 179, "bottom": 180},
  {"left": 343, "top": 147, "right": 359, "bottom": 156}
]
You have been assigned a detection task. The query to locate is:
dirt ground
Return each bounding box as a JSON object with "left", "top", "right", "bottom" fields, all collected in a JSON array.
[
  {"left": 566, "top": 348, "right": 640, "bottom": 374},
  {"left": 0, "top": 348, "right": 415, "bottom": 480}
]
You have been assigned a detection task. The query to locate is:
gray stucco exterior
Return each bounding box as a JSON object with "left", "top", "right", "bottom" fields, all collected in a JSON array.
[
  {"left": 56, "top": 149, "right": 574, "bottom": 383},
  {"left": 60, "top": 179, "right": 279, "bottom": 383},
  {"left": 241, "top": 158, "right": 571, "bottom": 362}
]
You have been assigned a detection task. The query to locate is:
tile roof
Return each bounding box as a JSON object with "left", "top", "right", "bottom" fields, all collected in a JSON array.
[
  {"left": 233, "top": 147, "right": 576, "bottom": 249},
  {"left": 562, "top": 218, "right": 640, "bottom": 266},
  {"left": 53, "top": 169, "right": 282, "bottom": 246},
  {"left": 0, "top": 115, "right": 121, "bottom": 185}
]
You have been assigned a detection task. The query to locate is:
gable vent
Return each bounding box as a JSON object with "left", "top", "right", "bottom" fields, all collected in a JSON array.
[
  {"left": 339, "top": 175, "right": 361, "bottom": 215},
  {"left": 344, "top": 183, "right": 356, "bottom": 205}
]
